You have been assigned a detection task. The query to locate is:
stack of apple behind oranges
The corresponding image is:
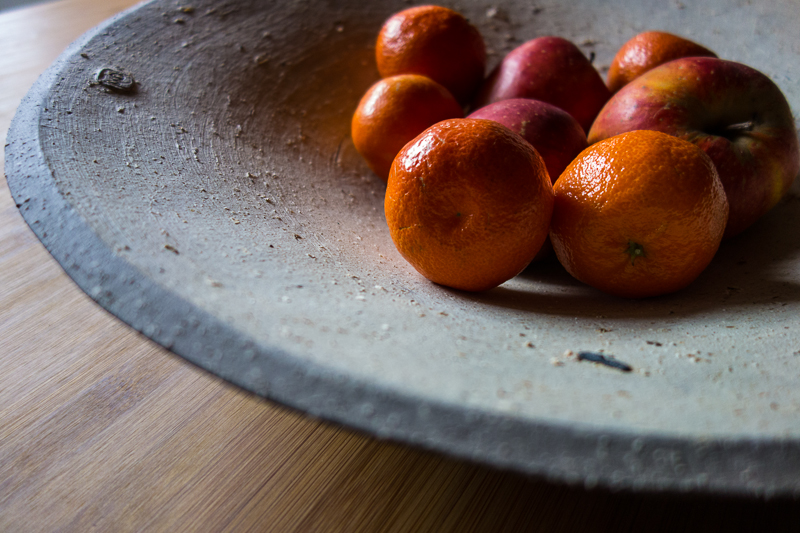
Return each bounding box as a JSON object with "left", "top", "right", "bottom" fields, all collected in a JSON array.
[{"left": 351, "top": 5, "right": 800, "bottom": 298}]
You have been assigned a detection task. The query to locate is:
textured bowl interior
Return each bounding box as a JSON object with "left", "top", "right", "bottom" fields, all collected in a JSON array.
[{"left": 6, "top": 0, "right": 800, "bottom": 496}]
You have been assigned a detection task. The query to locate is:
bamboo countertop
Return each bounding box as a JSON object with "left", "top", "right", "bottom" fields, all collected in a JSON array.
[{"left": 1, "top": 0, "right": 798, "bottom": 530}]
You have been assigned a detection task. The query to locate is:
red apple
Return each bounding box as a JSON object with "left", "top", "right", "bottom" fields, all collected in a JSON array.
[
  {"left": 468, "top": 98, "right": 588, "bottom": 184},
  {"left": 588, "top": 57, "right": 800, "bottom": 238},
  {"left": 472, "top": 36, "right": 611, "bottom": 133}
]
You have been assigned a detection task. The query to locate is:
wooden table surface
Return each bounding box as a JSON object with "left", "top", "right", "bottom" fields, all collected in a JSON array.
[{"left": 1, "top": 0, "right": 799, "bottom": 530}]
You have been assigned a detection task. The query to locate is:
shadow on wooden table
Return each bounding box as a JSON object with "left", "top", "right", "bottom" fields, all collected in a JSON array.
[{"left": 182, "top": 387, "right": 800, "bottom": 533}]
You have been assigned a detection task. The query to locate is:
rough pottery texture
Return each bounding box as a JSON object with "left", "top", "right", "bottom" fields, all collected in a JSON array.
[{"left": 6, "top": 0, "right": 800, "bottom": 497}]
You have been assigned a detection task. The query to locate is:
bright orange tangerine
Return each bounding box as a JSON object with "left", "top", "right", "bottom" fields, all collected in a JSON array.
[
  {"left": 376, "top": 5, "right": 486, "bottom": 105},
  {"left": 385, "top": 118, "right": 554, "bottom": 292},
  {"left": 550, "top": 130, "right": 729, "bottom": 298}
]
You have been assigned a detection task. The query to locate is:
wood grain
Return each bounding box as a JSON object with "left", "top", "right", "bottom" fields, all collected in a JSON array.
[{"left": 1, "top": 0, "right": 799, "bottom": 531}]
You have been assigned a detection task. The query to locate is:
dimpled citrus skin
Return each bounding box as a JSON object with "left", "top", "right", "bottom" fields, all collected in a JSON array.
[
  {"left": 607, "top": 31, "right": 717, "bottom": 93},
  {"left": 376, "top": 5, "right": 486, "bottom": 105},
  {"left": 385, "top": 118, "right": 554, "bottom": 292},
  {"left": 351, "top": 74, "right": 463, "bottom": 180},
  {"left": 551, "top": 130, "right": 729, "bottom": 299}
]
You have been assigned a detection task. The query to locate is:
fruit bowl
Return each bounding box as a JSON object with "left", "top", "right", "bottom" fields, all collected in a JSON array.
[{"left": 6, "top": 0, "right": 800, "bottom": 496}]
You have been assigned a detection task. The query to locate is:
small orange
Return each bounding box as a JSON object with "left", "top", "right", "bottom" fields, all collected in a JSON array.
[
  {"left": 607, "top": 31, "right": 716, "bottom": 93},
  {"left": 376, "top": 5, "right": 486, "bottom": 105},
  {"left": 550, "top": 130, "right": 728, "bottom": 299},
  {"left": 385, "top": 118, "right": 554, "bottom": 292},
  {"left": 351, "top": 74, "right": 463, "bottom": 180}
]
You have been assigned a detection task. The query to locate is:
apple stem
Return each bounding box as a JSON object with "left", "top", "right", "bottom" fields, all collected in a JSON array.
[{"left": 726, "top": 121, "right": 755, "bottom": 133}]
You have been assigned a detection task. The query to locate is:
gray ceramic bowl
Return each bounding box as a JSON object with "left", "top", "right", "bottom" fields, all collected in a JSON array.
[{"left": 7, "top": 0, "right": 800, "bottom": 497}]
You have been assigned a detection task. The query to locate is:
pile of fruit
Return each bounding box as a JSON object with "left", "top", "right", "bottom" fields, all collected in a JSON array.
[{"left": 351, "top": 5, "right": 800, "bottom": 298}]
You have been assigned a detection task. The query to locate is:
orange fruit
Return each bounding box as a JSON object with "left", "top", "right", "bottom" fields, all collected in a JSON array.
[
  {"left": 376, "top": 5, "right": 486, "bottom": 105},
  {"left": 351, "top": 74, "right": 463, "bottom": 180},
  {"left": 607, "top": 31, "right": 717, "bottom": 93},
  {"left": 550, "top": 130, "right": 728, "bottom": 299},
  {"left": 385, "top": 118, "right": 554, "bottom": 292}
]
